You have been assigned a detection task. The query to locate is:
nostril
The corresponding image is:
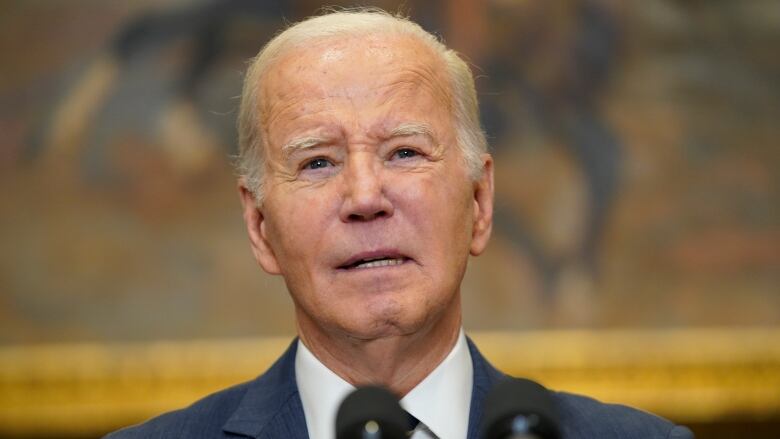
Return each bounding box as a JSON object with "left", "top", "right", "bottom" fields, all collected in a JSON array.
[{"left": 348, "top": 210, "right": 388, "bottom": 222}]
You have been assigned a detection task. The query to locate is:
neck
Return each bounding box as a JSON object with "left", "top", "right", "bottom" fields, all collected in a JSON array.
[{"left": 296, "top": 303, "right": 462, "bottom": 398}]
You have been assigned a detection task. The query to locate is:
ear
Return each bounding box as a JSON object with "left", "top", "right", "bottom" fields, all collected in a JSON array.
[
  {"left": 470, "top": 154, "right": 494, "bottom": 256},
  {"left": 238, "top": 180, "right": 282, "bottom": 275}
]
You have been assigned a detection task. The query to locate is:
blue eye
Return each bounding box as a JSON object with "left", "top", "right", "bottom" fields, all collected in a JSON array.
[
  {"left": 305, "top": 158, "right": 332, "bottom": 170},
  {"left": 394, "top": 148, "right": 418, "bottom": 159}
]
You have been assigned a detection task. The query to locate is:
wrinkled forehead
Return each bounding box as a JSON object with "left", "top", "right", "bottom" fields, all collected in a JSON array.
[{"left": 257, "top": 33, "right": 454, "bottom": 128}]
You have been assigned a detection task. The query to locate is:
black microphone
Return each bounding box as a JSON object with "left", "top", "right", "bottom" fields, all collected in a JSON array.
[
  {"left": 481, "top": 378, "right": 561, "bottom": 439},
  {"left": 336, "top": 386, "right": 407, "bottom": 439}
]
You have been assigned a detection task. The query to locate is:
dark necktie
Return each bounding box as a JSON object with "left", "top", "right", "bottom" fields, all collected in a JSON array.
[{"left": 406, "top": 411, "right": 420, "bottom": 437}]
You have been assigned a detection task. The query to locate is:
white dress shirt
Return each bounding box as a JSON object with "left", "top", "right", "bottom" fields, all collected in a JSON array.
[{"left": 296, "top": 329, "right": 473, "bottom": 439}]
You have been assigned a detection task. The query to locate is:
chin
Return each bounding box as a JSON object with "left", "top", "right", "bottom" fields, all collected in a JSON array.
[{"left": 337, "top": 306, "right": 427, "bottom": 341}]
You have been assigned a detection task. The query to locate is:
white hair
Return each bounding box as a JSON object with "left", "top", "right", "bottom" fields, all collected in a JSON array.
[{"left": 236, "top": 8, "right": 487, "bottom": 202}]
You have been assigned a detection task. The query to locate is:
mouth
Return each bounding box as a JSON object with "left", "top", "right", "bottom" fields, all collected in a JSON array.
[{"left": 337, "top": 251, "right": 411, "bottom": 270}]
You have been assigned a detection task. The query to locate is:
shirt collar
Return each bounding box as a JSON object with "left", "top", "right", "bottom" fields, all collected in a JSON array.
[
  {"left": 400, "top": 329, "right": 472, "bottom": 439},
  {"left": 295, "top": 329, "right": 473, "bottom": 439},
  {"left": 295, "top": 339, "right": 354, "bottom": 439}
]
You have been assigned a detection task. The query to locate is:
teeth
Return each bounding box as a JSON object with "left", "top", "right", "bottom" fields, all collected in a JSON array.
[{"left": 354, "top": 258, "right": 405, "bottom": 269}]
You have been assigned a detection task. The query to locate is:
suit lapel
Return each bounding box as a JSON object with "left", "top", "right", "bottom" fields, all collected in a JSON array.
[
  {"left": 466, "top": 337, "right": 506, "bottom": 439},
  {"left": 222, "top": 340, "right": 309, "bottom": 439}
]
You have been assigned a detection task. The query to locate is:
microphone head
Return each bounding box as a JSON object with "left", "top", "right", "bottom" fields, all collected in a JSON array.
[
  {"left": 482, "top": 378, "right": 561, "bottom": 439},
  {"left": 335, "top": 386, "right": 407, "bottom": 439}
]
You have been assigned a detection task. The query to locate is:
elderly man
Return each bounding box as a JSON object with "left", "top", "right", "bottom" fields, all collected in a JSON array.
[{"left": 107, "top": 9, "right": 693, "bottom": 439}]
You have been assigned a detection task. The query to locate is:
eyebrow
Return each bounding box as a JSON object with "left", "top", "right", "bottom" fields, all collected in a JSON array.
[
  {"left": 281, "top": 136, "right": 329, "bottom": 157},
  {"left": 389, "top": 122, "right": 435, "bottom": 141},
  {"left": 280, "top": 122, "right": 436, "bottom": 158}
]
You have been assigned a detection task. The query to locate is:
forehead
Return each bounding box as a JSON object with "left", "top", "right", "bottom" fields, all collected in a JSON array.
[{"left": 257, "top": 34, "right": 453, "bottom": 140}]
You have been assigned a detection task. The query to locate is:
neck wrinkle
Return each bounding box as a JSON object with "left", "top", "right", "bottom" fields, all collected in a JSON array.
[{"left": 295, "top": 305, "right": 462, "bottom": 397}]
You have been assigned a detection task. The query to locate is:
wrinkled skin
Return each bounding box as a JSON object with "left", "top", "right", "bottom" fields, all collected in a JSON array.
[{"left": 239, "top": 33, "right": 493, "bottom": 391}]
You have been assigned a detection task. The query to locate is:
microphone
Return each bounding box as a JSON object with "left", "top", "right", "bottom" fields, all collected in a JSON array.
[
  {"left": 481, "top": 378, "right": 561, "bottom": 439},
  {"left": 336, "top": 386, "right": 407, "bottom": 439}
]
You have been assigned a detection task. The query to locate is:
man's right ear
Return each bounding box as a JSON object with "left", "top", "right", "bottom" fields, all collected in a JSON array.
[{"left": 238, "top": 181, "right": 281, "bottom": 275}]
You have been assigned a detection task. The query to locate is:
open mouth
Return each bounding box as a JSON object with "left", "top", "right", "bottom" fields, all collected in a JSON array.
[{"left": 338, "top": 254, "right": 410, "bottom": 270}]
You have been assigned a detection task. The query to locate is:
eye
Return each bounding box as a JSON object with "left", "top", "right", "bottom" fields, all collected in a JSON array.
[
  {"left": 304, "top": 158, "right": 333, "bottom": 170},
  {"left": 392, "top": 148, "right": 418, "bottom": 160}
]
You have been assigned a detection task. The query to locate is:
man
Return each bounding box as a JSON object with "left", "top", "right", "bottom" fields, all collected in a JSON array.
[{"left": 107, "top": 9, "right": 693, "bottom": 439}]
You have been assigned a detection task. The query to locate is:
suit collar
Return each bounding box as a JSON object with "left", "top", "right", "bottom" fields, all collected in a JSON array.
[
  {"left": 222, "top": 339, "right": 308, "bottom": 438},
  {"left": 466, "top": 337, "right": 506, "bottom": 439}
]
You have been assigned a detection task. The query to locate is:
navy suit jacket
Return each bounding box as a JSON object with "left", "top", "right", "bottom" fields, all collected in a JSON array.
[{"left": 106, "top": 338, "right": 694, "bottom": 439}]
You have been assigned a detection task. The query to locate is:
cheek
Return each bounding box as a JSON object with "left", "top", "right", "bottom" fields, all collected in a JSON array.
[
  {"left": 392, "top": 172, "right": 474, "bottom": 253},
  {"left": 266, "top": 192, "right": 335, "bottom": 266}
]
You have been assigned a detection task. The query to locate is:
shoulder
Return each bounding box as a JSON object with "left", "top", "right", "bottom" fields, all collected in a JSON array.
[
  {"left": 466, "top": 337, "right": 694, "bottom": 439},
  {"left": 104, "top": 339, "right": 302, "bottom": 439},
  {"left": 104, "top": 380, "right": 252, "bottom": 439},
  {"left": 553, "top": 391, "right": 694, "bottom": 439}
]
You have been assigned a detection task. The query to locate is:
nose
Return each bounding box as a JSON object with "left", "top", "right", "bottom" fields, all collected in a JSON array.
[{"left": 339, "top": 155, "right": 394, "bottom": 222}]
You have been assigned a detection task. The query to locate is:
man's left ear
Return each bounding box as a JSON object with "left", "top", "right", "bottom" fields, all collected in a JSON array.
[{"left": 470, "top": 154, "right": 494, "bottom": 256}]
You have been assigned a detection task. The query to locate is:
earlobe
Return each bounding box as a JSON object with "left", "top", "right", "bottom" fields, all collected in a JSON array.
[
  {"left": 469, "top": 154, "right": 494, "bottom": 256},
  {"left": 238, "top": 181, "right": 282, "bottom": 274}
]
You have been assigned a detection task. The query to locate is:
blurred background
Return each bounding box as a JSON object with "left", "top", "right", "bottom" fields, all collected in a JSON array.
[{"left": 0, "top": 0, "right": 778, "bottom": 437}]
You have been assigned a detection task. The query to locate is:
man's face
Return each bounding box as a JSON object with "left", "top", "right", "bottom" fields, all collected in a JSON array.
[{"left": 241, "top": 34, "right": 493, "bottom": 340}]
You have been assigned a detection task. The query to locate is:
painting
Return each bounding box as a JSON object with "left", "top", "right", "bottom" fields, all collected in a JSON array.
[{"left": 1, "top": 1, "right": 777, "bottom": 437}]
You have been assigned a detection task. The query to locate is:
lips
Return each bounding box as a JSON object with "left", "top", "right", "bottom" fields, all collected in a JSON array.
[{"left": 337, "top": 250, "right": 410, "bottom": 270}]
